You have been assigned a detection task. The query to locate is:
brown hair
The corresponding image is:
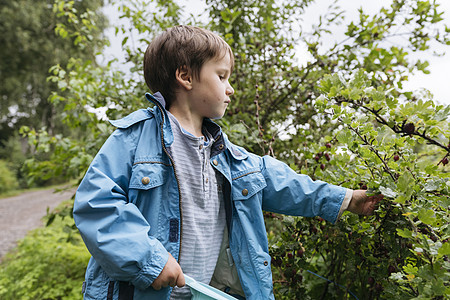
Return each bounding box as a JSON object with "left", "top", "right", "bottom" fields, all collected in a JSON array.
[{"left": 143, "top": 25, "right": 234, "bottom": 109}]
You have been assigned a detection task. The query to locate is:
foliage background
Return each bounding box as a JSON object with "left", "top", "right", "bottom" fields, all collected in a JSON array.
[
  {"left": 0, "top": 0, "right": 107, "bottom": 189},
  {"left": 1, "top": 0, "right": 449, "bottom": 299},
  {"left": 0, "top": 201, "right": 90, "bottom": 300}
]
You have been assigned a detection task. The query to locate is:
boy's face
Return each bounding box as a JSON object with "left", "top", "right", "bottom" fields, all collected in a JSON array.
[{"left": 188, "top": 52, "right": 234, "bottom": 119}]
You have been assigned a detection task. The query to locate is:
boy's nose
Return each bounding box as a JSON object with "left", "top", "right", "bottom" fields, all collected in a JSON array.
[{"left": 226, "top": 83, "right": 234, "bottom": 96}]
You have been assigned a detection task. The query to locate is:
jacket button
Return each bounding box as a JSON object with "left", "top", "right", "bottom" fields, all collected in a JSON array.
[
  {"left": 213, "top": 160, "right": 219, "bottom": 166},
  {"left": 263, "top": 260, "right": 269, "bottom": 266},
  {"left": 242, "top": 189, "right": 248, "bottom": 196},
  {"left": 141, "top": 177, "right": 150, "bottom": 185},
  {"left": 219, "top": 144, "right": 224, "bottom": 150}
]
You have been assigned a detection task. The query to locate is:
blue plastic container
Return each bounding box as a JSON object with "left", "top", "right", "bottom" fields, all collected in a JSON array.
[{"left": 184, "top": 275, "right": 238, "bottom": 300}]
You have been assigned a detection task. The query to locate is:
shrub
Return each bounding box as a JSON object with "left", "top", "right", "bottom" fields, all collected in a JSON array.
[
  {"left": 0, "top": 201, "right": 90, "bottom": 300},
  {"left": 0, "top": 160, "right": 18, "bottom": 194}
]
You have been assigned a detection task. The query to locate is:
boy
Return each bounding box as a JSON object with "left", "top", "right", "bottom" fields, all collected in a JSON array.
[{"left": 73, "top": 25, "right": 380, "bottom": 300}]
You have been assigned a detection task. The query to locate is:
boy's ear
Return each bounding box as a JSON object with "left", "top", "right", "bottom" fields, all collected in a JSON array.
[{"left": 175, "top": 65, "right": 193, "bottom": 91}]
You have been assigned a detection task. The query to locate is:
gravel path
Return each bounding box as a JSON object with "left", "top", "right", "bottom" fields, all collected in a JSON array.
[{"left": 0, "top": 186, "right": 76, "bottom": 260}]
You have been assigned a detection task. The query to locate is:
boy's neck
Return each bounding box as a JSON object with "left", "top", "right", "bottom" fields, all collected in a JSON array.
[{"left": 168, "top": 103, "right": 204, "bottom": 138}]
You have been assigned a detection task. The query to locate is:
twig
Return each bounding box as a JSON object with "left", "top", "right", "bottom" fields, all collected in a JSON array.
[{"left": 337, "top": 96, "right": 450, "bottom": 153}]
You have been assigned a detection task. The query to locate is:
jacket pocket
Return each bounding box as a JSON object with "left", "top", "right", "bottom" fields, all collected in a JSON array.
[
  {"left": 231, "top": 168, "right": 266, "bottom": 200},
  {"left": 129, "top": 161, "right": 170, "bottom": 190},
  {"left": 83, "top": 267, "right": 114, "bottom": 300}
]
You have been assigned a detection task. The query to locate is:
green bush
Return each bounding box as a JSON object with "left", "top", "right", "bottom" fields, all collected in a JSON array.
[
  {"left": 0, "top": 201, "right": 90, "bottom": 300},
  {"left": 0, "top": 160, "right": 18, "bottom": 194},
  {"left": 268, "top": 72, "right": 450, "bottom": 299}
]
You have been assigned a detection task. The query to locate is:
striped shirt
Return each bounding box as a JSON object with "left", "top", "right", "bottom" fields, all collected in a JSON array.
[{"left": 168, "top": 113, "right": 226, "bottom": 299}]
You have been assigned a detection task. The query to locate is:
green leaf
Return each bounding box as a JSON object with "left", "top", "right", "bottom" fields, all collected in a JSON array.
[
  {"left": 417, "top": 208, "right": 436, "bottom": 225},
  {"left": 396, "top": 228, "right": 413, "bottom": 238},
  {"left": 379, "top": 186, "right": 397, "bottom": 198},
  {"left": 397, "top": 172, "right": 413, "bottom": 193},
  {"left": 438, "top": 242, "right": 450, "bottom": 256},
  {"left": 57, "top": 80, "right": 68, "bottom": 90},
  {"left": 403, "top": 263, "right": 418, "bottom": 275},
  {"left": 337, "top": 130, "right": 352, "bottom": 144},
  {"left": 423, "top": 179, "right": 440, "bottom": 191}
]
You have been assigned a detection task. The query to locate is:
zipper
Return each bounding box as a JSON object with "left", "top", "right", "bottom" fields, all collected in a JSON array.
[{"left": 153, "top": 101, "right": 183, "bottom": 262}]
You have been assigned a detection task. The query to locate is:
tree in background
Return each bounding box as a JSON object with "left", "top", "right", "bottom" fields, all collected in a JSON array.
[
  {"left": 0, "top": 0, "right": 106, "bottom": 186},
  {"left": 18, "top": 0, "right": 450, "bottom": 298}
]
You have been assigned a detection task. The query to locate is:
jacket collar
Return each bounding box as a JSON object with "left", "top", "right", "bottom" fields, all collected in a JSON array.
[
  {"left": 145, "top": 92, "right": 173, "bottom": 147},
  {"left": 144, "top": 92, "right": 228, "bottom": 157},
  {"left": 203, "top": 118, "right": 227, "bottom": 157},
  {"left": 146, "top": 91, "right": 167, "bottom": 108}
]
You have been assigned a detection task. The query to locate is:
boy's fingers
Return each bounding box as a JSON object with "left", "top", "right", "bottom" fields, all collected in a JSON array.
[
  {"left": 369, "top": 194, "right": 384, "bottom": 205},
  {"left": 370, "top": 194, "right": 383, "bottom": 201},
  {"left": 168, "top": 277, "right": 177, "bottom": 287},
  {"left": 365, "top": 194, "right": 383, "bottom": 214},
  {"left": 346, "top": 190, "right": 384, "bottom": 215},
  {"left": 176, "top": 272, "right": 186, "bottom": 287}
]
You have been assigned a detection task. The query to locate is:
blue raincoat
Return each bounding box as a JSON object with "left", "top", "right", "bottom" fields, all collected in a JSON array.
[{"left": 73, "top": 92, "right": 348, "bottom": 299}]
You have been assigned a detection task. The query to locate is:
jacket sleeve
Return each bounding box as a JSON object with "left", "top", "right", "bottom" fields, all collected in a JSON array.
[
  {"left": 260, "top": 155, "right": 349, "bottom": 223},
  {"left": 73, "top": 126, "right": 168, "bottom": 290}
]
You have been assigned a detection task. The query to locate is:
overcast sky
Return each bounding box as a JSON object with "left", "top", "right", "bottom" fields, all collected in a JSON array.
[{"left": 102, "top": 0, "right": 450, "bottom": 105}]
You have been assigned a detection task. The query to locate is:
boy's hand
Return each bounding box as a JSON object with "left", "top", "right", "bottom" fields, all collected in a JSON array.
[
  {"left": 151, "top": 253, "right": 185, "bottom": 290},
  {"left": 347, "top": 189, "right": 383, "bottom": 215}
]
